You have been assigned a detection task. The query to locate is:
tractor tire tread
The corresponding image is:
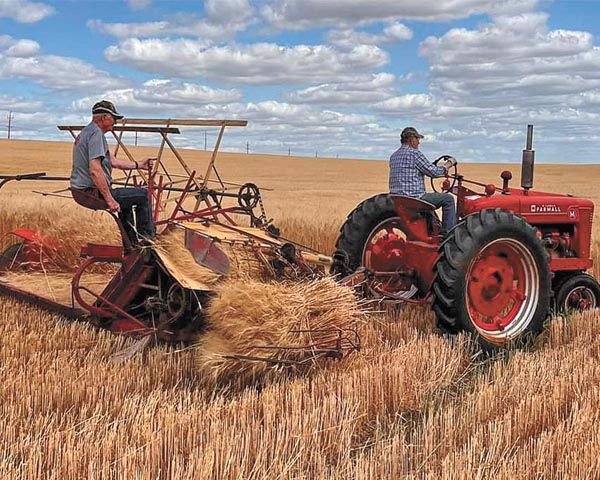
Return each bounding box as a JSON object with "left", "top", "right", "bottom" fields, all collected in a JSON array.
[{"left": 334, "top": 193, "right": 396, "bottom": 272}]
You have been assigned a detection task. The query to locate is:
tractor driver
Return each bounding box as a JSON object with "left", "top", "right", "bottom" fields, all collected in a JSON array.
[
  {"left": 70, "top": 100, "right": 156, "bottom": 245},
  {"left": 389, "top": 126, "right": 456, "bottom": 236}
]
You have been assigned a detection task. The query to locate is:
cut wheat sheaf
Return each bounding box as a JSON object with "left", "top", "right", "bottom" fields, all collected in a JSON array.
[{"left": 153, "top": 229, "right": 365, "bottom": 387}]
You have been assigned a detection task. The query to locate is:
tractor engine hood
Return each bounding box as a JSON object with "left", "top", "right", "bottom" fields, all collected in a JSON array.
[{"left": 461, "top": 189, "right": 594, "bottom": 220}]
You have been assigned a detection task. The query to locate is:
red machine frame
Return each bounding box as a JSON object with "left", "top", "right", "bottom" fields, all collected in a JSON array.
[{"left": 0, "top": 118, "right": 359, "bottom": 361}]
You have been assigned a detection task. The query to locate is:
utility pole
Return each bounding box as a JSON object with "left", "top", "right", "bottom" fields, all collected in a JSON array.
[{"left": 7, "top": 111, "right": 14, "bottom": 139}]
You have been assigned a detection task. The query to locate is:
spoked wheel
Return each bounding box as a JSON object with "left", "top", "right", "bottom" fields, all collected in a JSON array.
[
  {"left": 237, "top": 183, "right": 261, "bottom": 210},
  {"left": 0, "top": 242, "right": 26, "bottom": 271},
  {"left": 554, "top": 273, "right": 600, "bottom": 313},
  {"left": 432, "top": 209, "right": 551, "bottom": 351},
  {"left": 167, "top": 282, "right": 187, "bottom": 320},
  {"left": 333, "top": 194, "right": 419, "bottom": 301},
  {"left": 362, "top": 217, "right": 418, "bottom": 300}
]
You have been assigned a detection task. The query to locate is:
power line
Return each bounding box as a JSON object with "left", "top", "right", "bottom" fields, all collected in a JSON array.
[{"left": 7, "top": 111, "right": 14, "bottom": 139}]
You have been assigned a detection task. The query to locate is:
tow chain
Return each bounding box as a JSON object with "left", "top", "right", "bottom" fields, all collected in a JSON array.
[
  {"left": 253, "top": 186, "right": 280, "bottom": 237},
  {"left": 256, "top": 189, "right": 268, "bottom": 225}
]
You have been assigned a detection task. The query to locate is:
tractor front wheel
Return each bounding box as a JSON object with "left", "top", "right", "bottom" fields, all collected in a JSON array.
[
  {"left": 432, "top": 209, "right": 551, "bottom": 350},
  {"left": 554, "top": 273, "right": 600, "bottom": 313}
]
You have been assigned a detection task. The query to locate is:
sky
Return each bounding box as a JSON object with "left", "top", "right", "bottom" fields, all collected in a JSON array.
[{"left": 2, "top": 0, "right": 600, "bottom": 163}]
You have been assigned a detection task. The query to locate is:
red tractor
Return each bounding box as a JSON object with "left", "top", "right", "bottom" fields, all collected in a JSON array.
[{"left": 333, "top": 125, "right": 600, "bottom": 351}]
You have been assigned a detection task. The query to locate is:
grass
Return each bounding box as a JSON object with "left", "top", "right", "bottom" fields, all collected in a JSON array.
[{"left": 1, "top": 138, "right": 600, "bottom": 479}]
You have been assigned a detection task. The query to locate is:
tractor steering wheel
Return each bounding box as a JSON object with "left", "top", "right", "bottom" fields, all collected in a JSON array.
[{"left": 430, "top": 155, "right": 458, "bottom": 193}]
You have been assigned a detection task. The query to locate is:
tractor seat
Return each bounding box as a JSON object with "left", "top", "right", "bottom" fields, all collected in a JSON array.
[
  {"left": 390, "top": 194, "right": 440, "bottom": 238},
  {"left": 390, "top": 195, "right": 436, "bottom": 215},
  {"left": 70, "top": 187, "right": 133, "bottom": 252}
]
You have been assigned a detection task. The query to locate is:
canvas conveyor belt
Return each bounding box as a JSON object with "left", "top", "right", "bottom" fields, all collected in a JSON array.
[
  {"left": 0, "top": 272, "right": 94, "bottom": 319},
  {"left": 180, "top": 221, "right": 333, "bottom": 264},
  {"left": 180, "top": 222, "right": 283, "bottom": 245}
]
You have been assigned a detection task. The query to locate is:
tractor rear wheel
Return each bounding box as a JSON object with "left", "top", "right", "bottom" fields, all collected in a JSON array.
[
  {"left": 333, "top": 194, "right": 418, "bottom": 299},
  {"left": 554, "top": 273, "right": 600, "bottom": 313},
  {"left": 432, "top": 209, "right": 551, "bottom": 350}
]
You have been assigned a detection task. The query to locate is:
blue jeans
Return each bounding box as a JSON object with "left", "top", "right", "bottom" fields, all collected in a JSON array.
[
  {"left": 111, "top": 187, "right": 155, "bottom": 244},
  {"left": 420, "top": 192, "right": 456, "bottom": 234}
]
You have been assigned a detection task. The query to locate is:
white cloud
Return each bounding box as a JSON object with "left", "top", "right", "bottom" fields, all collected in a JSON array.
[
  {"left": 136, "top": 79, "right": 243, "bottom": 104},
  {"left": 0, "top": 0, "right": 54, "bottom": 23},
  {"left": 204, "top": 0, "right": 253, "bottom": 24},
  {"left": 72, "top": 80, "right": 242, "bottom": 116},
  {"left": 5, "top": 39, "right": 40, "bottom": 57},
  {"left": 105, "top": 39, "right": 388, "bottom": 84},
  {"left": 227, "top": 101, "right": 378, "bottom": 156},
  {"left": 287, "top": 73, "right": 397, "bottom": 105},
  {"left": 0, "top": 93, "right": 43, "bottom": 112},
  {"left": 90, "top": 0, "right": 253, "bottom": 41},
  {"left": 65, "top": 94, "right": 380, "bottom": 157},
  {"left": 421, "top": 14, "right": 592, "bottom": 67},
  {"left": 261, "top": 0, "right": 540, "bottom": 30},
  {"left": 373, "top": 93, "right": 435, "bottom": 113},
  {"left": 327, "top": 23, "right": 412, "bottom": 49},
  {"left": 88, "top": 20, "right": 175, "bottom": 39},
  {"left": 383, "top": 23, "right": 413, "bottom": 42},
  {"left": 126, "top": 0, "right": 152, "bottom": 10},
  {"left": 0, "top": 36, "right": 129, "bottom": 91},
  {"left": 419, "top": 13, "right": 600, "bottom": 111}
]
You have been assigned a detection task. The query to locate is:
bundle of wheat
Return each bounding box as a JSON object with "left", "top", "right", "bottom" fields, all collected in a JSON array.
[{"left": 195, "top": 277, "right": 364, "bottom": 387}]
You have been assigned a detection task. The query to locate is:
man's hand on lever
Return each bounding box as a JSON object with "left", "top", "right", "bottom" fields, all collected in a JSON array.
[{"left": 106, "top": 196, "right": 121, "bottom": 213}]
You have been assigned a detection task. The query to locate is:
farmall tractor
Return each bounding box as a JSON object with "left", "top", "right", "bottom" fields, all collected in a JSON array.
[{"left": 333, "top": 125, "right": 600, "bottom": 351}]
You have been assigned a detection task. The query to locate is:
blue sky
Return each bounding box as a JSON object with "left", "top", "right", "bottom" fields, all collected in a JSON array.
[{"left": 2, "top": 0, "right": 600, "bottom": 163}]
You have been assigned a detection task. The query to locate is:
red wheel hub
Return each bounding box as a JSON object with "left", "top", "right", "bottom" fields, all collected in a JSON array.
[
  {"left": 466, "top": 242, "right": 531, "bottom": 333},
  {"left": 363, "top": 221, "right": 406, "bottom": 272},
  {"left": 362, "top": 217, "right": 418, "bottom": 297},
  {"left": 567, "top": 288, "right": 593, "bottom": 310}
]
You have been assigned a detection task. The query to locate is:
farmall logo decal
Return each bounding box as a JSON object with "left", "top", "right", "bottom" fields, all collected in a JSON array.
[{"left": 530, "top": 204, "right": 561, "bottom": 213}]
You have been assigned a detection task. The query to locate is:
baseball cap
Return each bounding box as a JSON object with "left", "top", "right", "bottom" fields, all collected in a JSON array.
[
  {"left": 92, "top": 100, "right": 124, "bottom": 120},
  {"left": 401, "top": 127, "right": 424, "bottom": 141}
]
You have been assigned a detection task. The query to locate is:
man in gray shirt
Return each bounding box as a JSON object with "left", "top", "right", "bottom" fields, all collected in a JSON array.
[{"left": 70, "top": 100, "right": 156, "bottom": 245}]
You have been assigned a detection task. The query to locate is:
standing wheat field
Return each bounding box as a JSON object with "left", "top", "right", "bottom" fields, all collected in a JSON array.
[{"left": 1, "top": 139, "right": 600, "bottom": 479}]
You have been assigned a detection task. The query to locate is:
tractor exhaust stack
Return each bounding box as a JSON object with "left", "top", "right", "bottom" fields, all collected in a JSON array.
[{"left": 521, "top": 124, "right": 535, "bottom": 192}]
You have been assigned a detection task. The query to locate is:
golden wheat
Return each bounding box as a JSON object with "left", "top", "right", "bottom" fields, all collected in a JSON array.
[{"left": 2, "top": 139, "right": 600, "bottom": 479}]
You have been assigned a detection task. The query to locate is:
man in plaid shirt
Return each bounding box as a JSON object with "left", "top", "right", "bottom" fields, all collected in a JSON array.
[{"left": 389, "top": 127, "right": 456, "bottom": 235}]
